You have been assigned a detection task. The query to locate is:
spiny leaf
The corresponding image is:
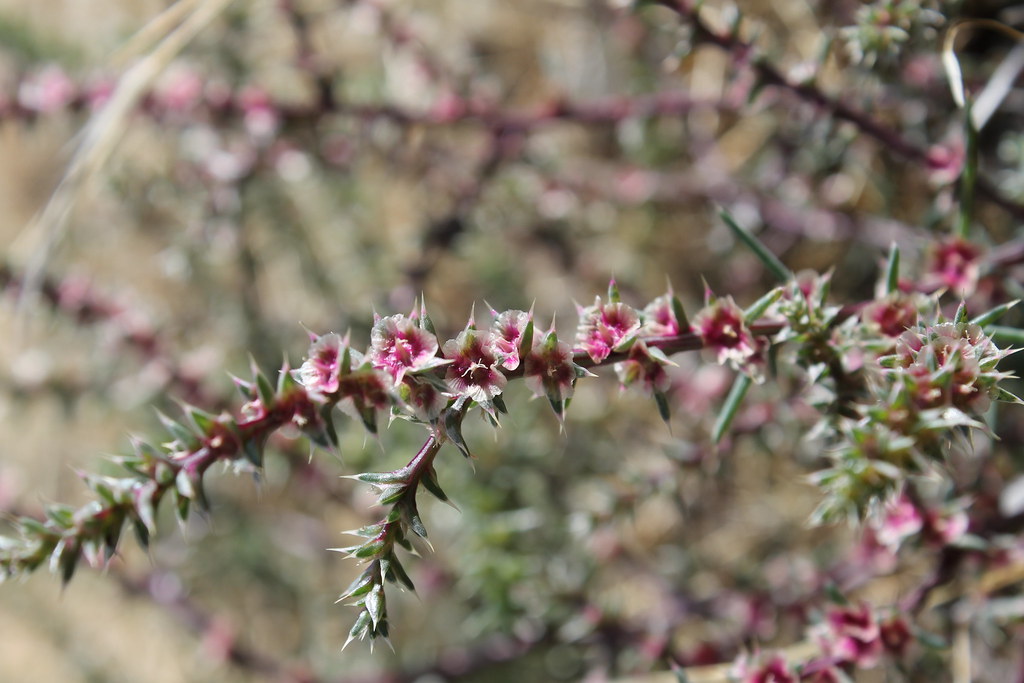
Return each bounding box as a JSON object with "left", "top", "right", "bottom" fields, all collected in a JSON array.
[
  {"left": 654, "top": 390, "right": 671, "bottom": 425},
  {"left": 971, "top": 301, "right": 1018, "bottom": 328},
  {"left": 339, "top": 571, "right": 375, "bottom": 600},
  {"left": 712, "top": 374, "right": 753, "bottom": 444},
  {"left": 719, "top": 209, "right": 792, "bottom": 283},
  {"left": 444, "top": 403, "right": 472, "bottom": 459},
  {"left": 671, "top": 292, "right": 690, "bottom": 331},
  {"left": 58, "top": 541, "right": 80, "bottom": 587},
  {"left": 157, "top": 412, "right": 198, "bottom": 449},
  {"left": 319, "top": 403, "right": 340, "bottom": 452},
  {"left": 519, "top": 317, "right": 534, "bottom": 359},
  {"left": 174, "top": 490, "right": 190, "bottom": 526},
  {"left": 364, "top": 584, "right": 385, "bottom": 629},
  {"left": 181, "top": 403, "right": 217, "bottom": 436},
  {"left": 744, "top": 287, "right": 784, "bottom": 321},
  {"left": 277, "top": 361, "right": 302, "bottom": 395},
  {"left": 131, "top": 518, "right": 150, "bottom": 550},
  {"left": 44, "top": 505, "right": 74, "bottom": 529},
  {"left": 252, "top": 361, "right": 276, "bottom": 409},
  {"left": 241, "top": 435, "right": 265, "bottom": 469},
  {"left": 349, "top": 471, "right": 408, "bottom": 486},
  {"left": 884, "top": 242, "right": 900, "bottom": 295},
  {"left": 607, "top": 278, "right": 621, "bottom": 303},
  {"left": 354, "top": 538, "right": 387, "bottom": 559},
  {"left": 408, "top": 510, "right": 428, "bottom": 540},
  {"left": 989, "top": 325, "right": 1024, "bottom": 345},
  {"left": 421, "top": 467, "right": 450, "bottom": 503},
  {"left": 387, "top": 555, "right": 415, "bottom": 591},
  {"left": 344, "top": 523, "right": 385, "bottom": 539},
  {"left": 419, "top": 298, "right": 437, "bottom": 335},
  {"left": 954, "top": 301, "right": 969, "bottom": 325},
  {"left": 377, "top": 485, "right": 407, "bottom": 506},
  {"left": 343, "top": 610, "right": 373, "bottom": 650}
]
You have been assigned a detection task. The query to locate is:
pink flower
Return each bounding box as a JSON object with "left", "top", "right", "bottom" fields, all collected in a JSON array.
[
  {"left": 335, "top": 365, "right": 394, "bottom": 432},
  {"left": 397, "top": 377, "right": 447, "bottom": 422},
  {"left": 923, "top": 237, "right": 981, "bottom": 296},
  {"left": 879, "top": 616, "right": 912, "bottom": 657},
  {"left": 490, "top": 308, "right": 532, "bottom": 370},
  {"left": 872, "top": 494, "right": 923, "bottom": 551},
  {"left": 524, "top": 327, "right": 582, "bottom": 419},
  {"left": 238, "top": 85, "right": 279, "bottom": 140},
  {"left": 368, "top": 314, "right": 446, "bottom": 383},
  {"left": 922, "top": 506, "right": 969, "bottom": 547},
  {"left": 153, "top": 66, "right": 204, "bottom": 113},
  {"left": 298, "top": 333, "right": 344, "bottom": 397},
  {"left": 693, "top": 295, "right": 762, "bottom": 378},
  {"left": 642, "top": 294, "right": 683, "bottom": 336},
  {"left": 826, "top": 603, "right": 882, "bottom": 669},
  {"left": 799, "top": 659, "right": 844, "bottom": 683},
  {"left": 887, "top": 323, "right": 1008, "bottom": 414},
  {"left": 575, "top": 296, "right": 641, "bottom": 363},
  {"left": 732, "top": 654, "right": 796, "bottom": 683},
  {"left": 443, "top": 328, "right": 507, "bottom": 403},
  {"left": 298, "top": 333, "right": 394, "bottom": 431},
  {"left": 861, "top": 294, "right": 919, "bottom": 338},
  {"left": 615, "top": 341, "right": 674, "bottom": 395},
  {"left": 18, "top": 65, "right": 76, "bottom": 113}
]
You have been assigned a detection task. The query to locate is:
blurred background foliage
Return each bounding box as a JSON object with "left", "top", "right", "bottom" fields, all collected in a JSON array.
[{"left": 0, "top": 0, "right": 1023, "bottom": 681}]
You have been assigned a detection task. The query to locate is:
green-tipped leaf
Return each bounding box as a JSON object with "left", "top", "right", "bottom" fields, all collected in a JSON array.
[
  {"left": 971, "top": 301, "right": 1018, "bottom": 328},
  {"left": 421, "top": 467, "right": 449, "bottom": 502},
  {"left": 519, "top": 318, "right": 534, "bottom": 358},
  {"left": 444, "top": 407, "right": 472, "bottom": 459},
  {"left": 719, "top": 209, "right": 792, "bottom": 283},
  {"left": 954, "top": 301, "right": 969, "bottom": 325},
  {"left": 254, "top": 367, "right": 276, "bottom": 408},
  {"left": 654, "top": 391, "right": 671, "bottom": 425},
  {"left": 671, "top": 293, "right": 690, "bottom": 330},
  {"left": 712, "top": 374, "right": 753, "bottom": 444},
  {"left": 744, "top": 287, "right": 783, "bottom": 321},
  {"left": 884, "top": 243, "right": 900, "bottom": 294}
]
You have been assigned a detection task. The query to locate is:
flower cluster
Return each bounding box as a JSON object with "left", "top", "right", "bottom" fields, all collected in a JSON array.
[
  {"left": 0, "top": 256, "right": 1019, "bottom": 656},
  {"left": 806, "top": 250, "right": 1021, "bottom": 525},
  {"left": 880, "top": 320, "right": 1014, "bottom": 414},
  {"left": 732, "top": 601, "right": 912, "bottom": 682}
]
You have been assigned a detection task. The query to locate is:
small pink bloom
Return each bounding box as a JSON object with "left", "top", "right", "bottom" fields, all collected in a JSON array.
[
  {"left": 238, "top": 85, "right": 279, "bottom": 140},
  {"left": 490, "top": 308, "right": 531, "bottom": 370},
  {"left": 398, "top": 377, "right": 447, "bottom": 421},
  {"left": 18, "top": 65, "right": 76, "bottom": 113},
  {"left": 524, "top": 328, "right": 579, "bottom": 417},
  {"left": 693, "top": 295, "right": 762, "bottom": 378},
  {"left": 642, "top": 294, "right": 682, "bottom": 336},
  {"left": 879, "top": 616, "right": 912, "bottom": 657},
  {"left": 872, "top": 494, "right": 923, "bottom": 550},
  {"left": 369, "top": 314, "right": 445, "bottom": 383},
  {"left": 575, "top": 296, "right": 641, "bottom": 363},
  {"left": 443, "top": 328, "right": 507, "bottom": 403},
  {"left": 799, "top": 659, "right": 844, "bottom": 683},
  {"left": 732, "top": 654, "right": 796, "bottom": 683},
  {"left": 336, "top": 367, "right": 393, "bottom": 413},
  {"left": 923, "top": 237, "right": 981, "bottom": 296},
  {"left": 826, "top": 603, "right": 882, "bottom": 669},
  {"left": 298, "top": 333, "right": 344, "bottom": 397},
  {"left": 888, "top": 322, "right": 1006, "bottom": 415},
  {"left": 861, "top": 294, "right": 918, "bottom": 337},
  {"left": 923, "top": 506, "right": 969, "bottom": 547},
  {"left": 85, "top": 78, "right": 115, "bottom": 110},
  {"left": 615, "top": 341, "right": 674, "bottom": 395},
  {"left": 153, "top": 66, "right": 204, "bottom": 113},
  {"left": 926, "top": 141, "right": 965, "bottom": 185}
]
